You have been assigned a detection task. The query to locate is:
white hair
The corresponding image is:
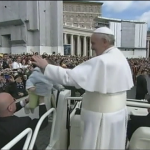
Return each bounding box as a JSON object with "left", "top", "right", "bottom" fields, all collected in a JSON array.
[{"left": 99, "top": 33, "right": 115, "bottom": 45}]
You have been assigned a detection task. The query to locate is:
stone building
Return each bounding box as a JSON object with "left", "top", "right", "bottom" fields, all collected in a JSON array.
[
  {"left": 0, "top": 1, "right": 63, "bottom": 54},
  {"left": 95, "top": 16, "right": 147, "bottom": 58},
  {"left": 63, "top": 1, "right": 102, "bottom": 29},
  {"left": 63, "top": 1, "right": 103, "bottom": 56}
]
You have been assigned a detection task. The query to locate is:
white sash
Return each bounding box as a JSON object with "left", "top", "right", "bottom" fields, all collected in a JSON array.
[{"left": 82, "top": 91, "right": 126, "bottom": 113}]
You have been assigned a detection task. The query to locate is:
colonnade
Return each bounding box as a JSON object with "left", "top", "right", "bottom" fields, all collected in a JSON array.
[{"left": 63, "top": 33, "right": 94, "bottom": 56}]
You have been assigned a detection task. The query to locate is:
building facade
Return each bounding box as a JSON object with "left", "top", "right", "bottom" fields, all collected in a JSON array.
[
  {"left": 94, "top": 17, "right": 148, "bottom": 58},
  {"left": 0, "top": 1, "right": 63, "bottom": 54},
  {"left": 147, "top": 31, "right": 150, "bottom": 57},
  {"left": 63, "top": 2, "right": 148, "bottom": 58},
  {"left": 63, "top": 1, "right": 103, "bottom": 56}
]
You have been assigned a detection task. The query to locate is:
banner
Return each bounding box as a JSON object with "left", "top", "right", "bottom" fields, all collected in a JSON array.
[{"left": 64, "top": 44, "right": 71, "bottom": 55}]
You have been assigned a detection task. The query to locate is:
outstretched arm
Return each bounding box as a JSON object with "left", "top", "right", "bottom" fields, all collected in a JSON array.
[
  {"left": 44, "top": 64, "right": 81, "bottom": 88},
  {"left": 32, "top": 55, "right": 81, "bottom": 88}
]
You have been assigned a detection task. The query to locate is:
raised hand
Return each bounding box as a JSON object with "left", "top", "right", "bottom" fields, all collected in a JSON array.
[{"left": 32, "top": 55, "right": 48, "bottom": 69}]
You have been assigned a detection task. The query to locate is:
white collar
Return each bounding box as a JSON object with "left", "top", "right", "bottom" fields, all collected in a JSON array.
[{"left": 102, "top": 46, "right": 115, "bottom": 54}]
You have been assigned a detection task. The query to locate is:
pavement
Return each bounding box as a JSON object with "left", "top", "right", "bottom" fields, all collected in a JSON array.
[{"left": 36, "top": 122, "right": 52, "bottom": 150}]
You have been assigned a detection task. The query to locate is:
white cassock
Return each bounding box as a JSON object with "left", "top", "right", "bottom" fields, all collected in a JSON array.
[{"left": 44, "top": 46, "right": 133, "bottom": 149}]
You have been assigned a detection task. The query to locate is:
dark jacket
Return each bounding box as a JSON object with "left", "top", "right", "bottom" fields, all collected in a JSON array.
[
  {"left": 2, "top": 61, "right": 9, "bottom": 69},
  {"left": 0, "top": 102, "right": 48, "bottom": 150},
  {"left": 136, "top": 75, "right": 148, "bottom": 99}
]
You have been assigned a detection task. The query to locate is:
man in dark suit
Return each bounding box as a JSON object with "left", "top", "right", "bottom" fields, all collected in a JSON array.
[
  {"left": 127, "top": 99, "right": 150, "bottom": 140},
  {"left": 135, "top": 70, "right": 148, "bottom": 100},
  {"left": 0, "top": 92, "right": 48, "bottom": 150},
  {"left": 2, "top": 54, "right": 9, "bottom": 69}
]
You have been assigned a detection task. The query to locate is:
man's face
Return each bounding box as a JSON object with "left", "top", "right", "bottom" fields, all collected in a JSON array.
[
  {"left": 3, "top": 55, "right": 8, "bottom": 60},
  {"left": 7, "top": 97, "right": 16, "bottom": 113},
  {"left": 91, "top": 34, "right": 105, "bottom": 55},
  {"left": 17, "top": 57, "right": 21, "bottom": 63}
]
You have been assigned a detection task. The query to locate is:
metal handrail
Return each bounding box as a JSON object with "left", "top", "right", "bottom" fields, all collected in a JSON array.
[
  {"left": 127, "top": 101, "right": 150, "bottom": 108},
  {"left": 29, "top": 108, "right": 56, "bottom": 150},
  {"left": 1, "top": 128, "right": 32, "bottom": 150},
  {"left": 70, "top": 101, "right": 82, "bottom": 119},
  {"left": 66, "top": 97, "right": 83, "bottom": 100}
]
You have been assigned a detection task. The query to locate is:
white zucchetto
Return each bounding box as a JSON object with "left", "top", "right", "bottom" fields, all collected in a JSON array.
[{"left": 94, "top": 27, "right": 114, "bottom": 35}]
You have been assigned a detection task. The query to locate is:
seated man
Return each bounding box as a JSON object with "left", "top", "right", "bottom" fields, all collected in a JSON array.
[
  {"left": 127, "top": 100, "right": 150, "bottom": 140},
  {"left": 0, "top": 92, "right": 48, "bottom": 150}
]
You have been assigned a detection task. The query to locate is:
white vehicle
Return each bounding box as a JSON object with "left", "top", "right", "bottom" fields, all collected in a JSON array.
[{"left": 2, "top": 89, "right": 150, "bottom": 150}]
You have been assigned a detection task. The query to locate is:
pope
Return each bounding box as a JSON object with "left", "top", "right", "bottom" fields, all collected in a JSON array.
[{"left": 32, "top": 27, "right": 133, "bottom": 149}]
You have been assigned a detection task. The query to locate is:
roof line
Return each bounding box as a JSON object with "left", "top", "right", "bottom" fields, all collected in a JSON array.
[
  {"left": 63, "top": 1, "right": 103, "bottom": 5},
  {"left": 96, "top": 16, "right": 147, "bottom": 24}
]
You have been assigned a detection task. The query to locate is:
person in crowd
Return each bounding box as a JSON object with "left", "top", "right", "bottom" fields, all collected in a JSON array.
[
  {"left": 12, "top": 56, "right": 22, "bottom": 69},
  {"left": 135, "top": 70, "right": 148, "bottom": 100},
  {"left": 0, "top": 75, "right": 7, "bottom": 92},
  {"left": 0, "top": 52, "right": 149, "bottom": 98},
  {"left": 21, "top": 59, "right": 28, "bottom": 69},
  {"left": 2, "top": 54, "right": 10, "bottom": 69},
  {"left": 32, "top": 27, "right": 133, "bottom": 149},
  {"left": 60, "top": 59, "right": 67, "bottom": 68},
  {"left": 0, "top": 92, "right": 48, "bottom": 150},
  {"left": 7, "top": 58, "right": 13, "bottom": 69},
  {"left": 5, "top": 75, "right": 28, "bottom": 99}
]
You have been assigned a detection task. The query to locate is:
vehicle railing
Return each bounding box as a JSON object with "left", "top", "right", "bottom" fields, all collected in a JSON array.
[
  {"left": 1, "top": 128, "right": 32, "bottom": 150},
  {"left": 29, "top": 108, "right": 56, "bottom": 150},
  {"left": 127, "top": 101, "right": 150, "bottom": 108},
  {"left": 70, "top": 101, "right": 82, "bottom": 119}
]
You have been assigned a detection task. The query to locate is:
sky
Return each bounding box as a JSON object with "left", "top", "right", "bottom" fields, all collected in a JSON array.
[{"left": 101, "top": 1, "right": 150, "bottom": 27}]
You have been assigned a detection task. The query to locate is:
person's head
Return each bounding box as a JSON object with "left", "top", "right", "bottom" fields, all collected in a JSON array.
[
  {"left": 8, "top": 75, "right": 15, "bottom": 83},
  {"left": 21, "top": 59, "right": 26, "bottom": 65},
  {"left": 0, "top": 93, "right": 16, "bottom": 117},
  {"left": 46, "top": 58, "right": 55, "bottom": 65},
  {"left": 3, "top": 54, "right": 8, "bottom": 61},
  {"left": 16, "top": 56, "right": 21, "bottom": 63},
  {"left": 27, "top": 59, "right": 32, "bottom": 65},
  {"left": 14, "top": 75, "right": 22, "bottom": 83},
  {"left": 141, "top": 70, "right": 147, "bottom": 76},
  {"left": 91, "top": 27, "right": 115, "bottom": 56},
  {"left": 8, "top": 59, "right": 12, "bottom": 64}
]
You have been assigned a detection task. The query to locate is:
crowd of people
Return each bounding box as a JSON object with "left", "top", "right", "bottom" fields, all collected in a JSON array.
[{"left": 0, "top": 52, "right": 149, "bottom": 99}]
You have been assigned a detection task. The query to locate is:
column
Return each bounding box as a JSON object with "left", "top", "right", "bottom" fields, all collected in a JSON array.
[
  {"left": 83, "top": 36, "right": 87, "bottom": 56},
  {"left": 77, "top": 35, "right": 81, "bottom": 56},
  {"left": 147, "top": 40, "right": 150, "bottom": 58},
  {"left": 50, "top": 1, "right": 63, "bottom": 54},
  {"left": 89, "top": 37, "right": 92, "bottom": 56},
  {"left": 74, "top": 37, "right": 76, "bottom": 55},
  {"left": 71, "top": 34, "right": 74, "bottom": 55},
  {"left": 64, "top": 33, "right": 67, "bottom": 44}
]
